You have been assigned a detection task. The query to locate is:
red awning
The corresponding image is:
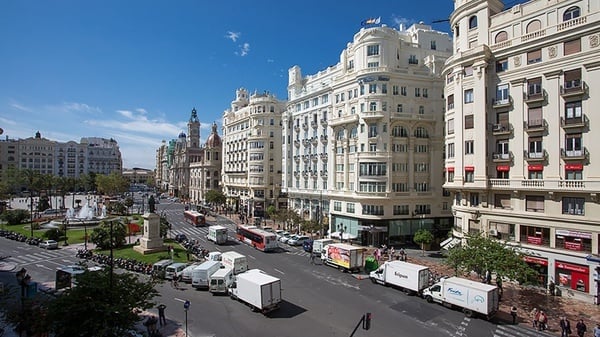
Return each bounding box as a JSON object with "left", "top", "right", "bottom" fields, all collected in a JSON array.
[
  {"left": 496, "top": 165, "right": 510, "bottom": 172},
  {"left": 565, "top": 163, "right": 583, "bottom": 170},
  {"left": 446, "top": 167, "right": 455, "bottom": 172},
  {"left": 528, "top": 164, "right": 544, "bottom": 171},
  {"left": 464, "top": 166, "right": 475, "bottom": 172}
]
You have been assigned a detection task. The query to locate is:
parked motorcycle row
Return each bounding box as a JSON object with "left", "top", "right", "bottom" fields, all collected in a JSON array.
[
  {"left": 0, "top": 229, "right": 42, "bottom": 246},
  {"left": 76, "top": 248, "right": 154, "bottom": 275},
  {"left": 181, "top": 238, "right": 210, "bottom": 259}
]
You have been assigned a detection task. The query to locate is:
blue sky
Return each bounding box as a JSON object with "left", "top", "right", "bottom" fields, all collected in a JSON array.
[{"left": 0, "top": 0, "right": 457, "bottom": 169}]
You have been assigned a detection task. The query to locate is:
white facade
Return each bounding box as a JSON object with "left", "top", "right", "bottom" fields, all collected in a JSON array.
[
  {"left": 444, "top": 0, "right": 600, "bottom": 299},
  {"left": 283, "top": 23, "right": 453, "bottom": 246}
]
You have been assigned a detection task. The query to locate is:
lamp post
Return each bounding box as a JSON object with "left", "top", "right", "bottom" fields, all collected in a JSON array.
[{"left": 62, "top": 218, "right": 69, "bottom": 246}]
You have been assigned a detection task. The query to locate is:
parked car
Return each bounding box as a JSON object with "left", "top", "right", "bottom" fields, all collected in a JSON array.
[
  {"left": 39, "top": 240, "right": 59, "bottom": 250},
  {"left": 281, "top": 234, "right": 298, "bottom": 244},
  {"left": 303, "top": 239, "right": 314, "bottom": 252},
  {"left": 277, "top": 232, "right": 290, "bottom": 242},
  {"left": 175, "top": 234, "right": 187, "bottom": 243},
  {"left": 288, "top": 235, "right": 310, "bottom": 246}
]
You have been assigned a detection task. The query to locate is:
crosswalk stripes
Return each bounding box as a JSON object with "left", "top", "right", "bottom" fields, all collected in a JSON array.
[
  {"left": 494, "top": 324, "right": 556, "bottom": 337},
  {"left": 7, "top": 249, "right": 67, "bottom": 265}
]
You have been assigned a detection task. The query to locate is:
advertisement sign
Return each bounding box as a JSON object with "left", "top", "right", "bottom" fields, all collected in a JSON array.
[
  {"left": 327, "top": 245, "right": 350, "bottom": 269},
  {"left": 523, "top": 256, "right": 548, "bottom": 266},
  {"left": 527, "top": 236, "right": 542, "bottom": 245},
  {"left": 564, "top": 241, "right": 583, "bottom": 251}
]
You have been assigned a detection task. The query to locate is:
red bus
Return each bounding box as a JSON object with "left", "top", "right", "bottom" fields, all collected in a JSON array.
[
  {"left": 235, "top": 225, "right": 278, "bottom": 252},
  {"left": 183, "top": 210, "right": 206, "bottom": 226}
]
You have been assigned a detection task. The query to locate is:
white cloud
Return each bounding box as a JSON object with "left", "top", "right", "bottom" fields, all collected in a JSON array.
[
  {"left": 10, "top": 103, "right": 33, "bottom": 112},
  {"left": 50, "top": 102, "right": 102, "bottom": 114},
  {"left": 239, "top": 43, "right": 250, "bottom": 56},
  {"left": 267, "top": 58, "right": 274, "bottom": 63},
  {"left": 392, "top": 16, "right": 414, "bottom": 29},
  {"left": 226, "top": 31, "right": 240, "bottom": 42}
]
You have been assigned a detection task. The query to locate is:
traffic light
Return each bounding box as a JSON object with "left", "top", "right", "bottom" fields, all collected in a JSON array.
[{"left": 363, "top": 312, "right": 372, "bottom": 330}]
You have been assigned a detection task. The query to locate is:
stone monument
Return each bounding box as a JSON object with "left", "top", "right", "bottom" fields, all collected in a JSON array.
[{"left": 133, "top": 212, "right": 167, "bottom": 255}]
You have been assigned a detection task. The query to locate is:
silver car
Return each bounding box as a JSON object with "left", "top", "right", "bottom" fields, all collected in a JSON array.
[{"left": 39, "top": 240, "right": 59, "bottom": 250}]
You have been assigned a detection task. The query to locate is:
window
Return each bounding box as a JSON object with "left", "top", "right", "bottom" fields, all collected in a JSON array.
[
  {"left": 346, "top": 203, "right": 355, "bottom": 213},
  {"left": 464, "top": 115, "right": 474, "bottom": 129},
  {"left": 408, "top": 55, "right": 418, "bottom": 65},
  {"left": 381, "top": 84, "right": 387, "bottom": 94},
  {"left": 563, "top": 6, "right": 581, "bottom": 21},
  {"left": 464, "top": 66, "right": 473, "bottom": 77},
  {"left": 469, "top": 15, "right": 478, "bottom": 29},
  {"left": 367, "top": 62, "right": 379, "bottom": 68},
  {"left": 368, "top": 125, "right": 378, "bottom": 138},
  {"left": 528, "top": 107, "right": 543, "bottom": 128},
  {"left": 414, "top": 127, "right": 428, "bottom": 138},
  {"left": 415, "top": 88, "right": 420, "bottom": 97},
  {"left": 464, "top": 89, "right": 473, "bottom": 103},
  {"left": 363, "top": 205, "right": 384, "bottom": 216},
  {"left": 447, "top": 171, "right": 454, "bottom": 182},
  {"left": 393, "top": 205, "right": 409, "bottom": 215},
  {"left": 447, "top": 94, "right": 454, "bottom": 110},
  {"left": 564, "top": 68, "right": 582, "bottom": 90},
  {"left": 447, "top": 118, "right": 454, "bottom": 135},
  {"left": 495, "top": 31, "right": 508, "bottom": 43},
  {"left": 565, "top": 134, "right": 582, "bottom": 156},
  {"left": 397, "top": 104, "right": 403, "bottom": 112},
  {"left": 495, "top": 84, "right": 509, "bottom": 104},
  {"left": 494, "top": 194, "right": 511, "bottom": 209},
  {"left": 565, "top": 167, "right": 583, "bottom": 180},
  {"left": 564, "top": 39, "right": 581, "bottom": 56},
  {"left": 526, "top": 195, "right": 545, "bottom": 212},
  {"left": 423, "top": 88, "right": 428, "bottom": 98},
  {"left": 526, "top": 20, "right": 541, "bottom": 33},
  {"left": 528, "top": 137, "right": 543, "bottom": 158},
  {"left": 367, "top": 45, "right": 379, "bottom": 56},
  {"left": 526, "top": 49, "right": 541, "bottom": 65},
  {"left": 465, "top": 140, "right": 474, "bottom": 154},
  {"left": 369, "top": 102, "right": 377, "bottom": 111},
  {"left": 562, "top": 197, "right": 584, "bottom": 215},
  {"left": 496, "top": 59, "right": 508, "bottom": 72},
  {"left": 392, "top": 85, "right": 399, "bottom": 95},
  {"left": 527, "top": 77, "right": 542, "bottom": 96},
  {"left": 464, "top": 170, "right": 474, "bottom": 182},
  {"left": 333, "top": 201, "right": 342, "bottom": 212},
  {"left": 565, "top": 101, "right": 582, "bottom": 121},
  {"left": 430, "top": 40, "right": 436, "bottom": 50},
  {"left": 369, "top": 84, "right": 377, "bottom": 93},
  {"left": 401, "top": 86, "right": 407, "bottom": 96},
  {"left": 447, "top": 143, "right": 455, "bottom": 158},
  {"left": 495, "top": 139, "right": 509, "bottom": 159},
  {"left": 529, "top": 170, "right": 543, "bottom": 180}
]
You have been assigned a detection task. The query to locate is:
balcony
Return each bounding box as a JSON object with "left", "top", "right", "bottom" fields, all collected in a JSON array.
[
  {"left": 302, "top": 139, "right": 311, "bottom": 146},
  {"left": 491, "top": 123, "right": 512, "bottom": 136},
  {"left": 293, "top": 171, "right": 300, "bottom": 177},
  {"left": 294, "top": 125, "right": 300, "bottom": 132},
  {"left": 302, "top": 171, "right": 308, "bottom": 177},
  {"left": 293, "top": 155, "right": 300, "bottom": 162},
  {"left": 320, "top": 119, "right": 328, "bottom": 127},
  {"left": 302, "top": 123, "right": 308, "bottom": 130},
  {"left": 524, "top": 150, "right": 547, "bottom": 162},
  {"left": 310, "top": 170, "right": 318, "bottom": 178},
  {"left": 561, "top": 114, "right": 588, "bottom": 129},
  {"left": 361, "top": 111, "right": 385, "bottom": 121},
  {"left": 492, "top": 152, "right": 513, "bottom": 162},
  {"left": 311, "top": 137, "right": 318, "bottom": 145},
  {"left": 310, "top": 121, "right": 318, "bottom": 128},
  {"left": 524, "top": 119, "right": 547, "bottom": 133},
  {"left": 302, "top": 155, "right": 310, "bottom": 163},
  {"left": 311, "top": 154, "right": 318, "bottom": 162},
  {"left": 524, "top": 90, "right": 546, "bottom": 104},
  {"left": 320, "top": 135, "right": 328, "bottom": 143},
  {"left": 328, "top": 114, "right": 359, "bottom": 126},
  {"left": 320, "top": 170, "right": 328, "bottom": 178},
  {"left": 560, "top": 80, "right": 586, "bottom": 98},
  {"left": 491, "top": 97, "right": 512, "bottom": 109},
  {"left": 294, "top": 140, "right": 300, "bottom": 147},
  {"left": 320, "top": 153, "right": 328, "bottom": 161},
  {"left": 561, "top": 147, "right": 588, "bottom": 161}
]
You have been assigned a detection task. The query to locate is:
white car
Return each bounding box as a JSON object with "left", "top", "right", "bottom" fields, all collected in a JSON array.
[
  {"left": 288, "top": 235, "right": 310, "bottom": 246},
  {"left": 281, "top": 234, "right": 298, "bottom": 244},
  {"left": 277, "top": 231, "right": 290, "bottom": 242},
  {"left": 39, "top": 240, "right": 59, "bottom": 250}
]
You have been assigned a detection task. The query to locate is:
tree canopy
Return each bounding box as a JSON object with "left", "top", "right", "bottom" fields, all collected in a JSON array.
[
  {"left": 413, "top": 229, "right": 434, "bottom": 256},
  {"left": 204, "top": 190, "right": 226, "bottom": 205}
]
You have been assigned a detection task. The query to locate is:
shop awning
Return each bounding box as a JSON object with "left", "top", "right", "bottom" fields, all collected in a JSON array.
[
  {"left": 330, "top": 232, "right": 358, "bottom": 240},
  {"left": 440, "top": 237, "right": 461, "bottom": 250}
]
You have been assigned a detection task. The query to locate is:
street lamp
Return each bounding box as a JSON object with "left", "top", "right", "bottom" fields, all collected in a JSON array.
[{"left": 62, "top": 218, "right": 69, "bottom": 246}]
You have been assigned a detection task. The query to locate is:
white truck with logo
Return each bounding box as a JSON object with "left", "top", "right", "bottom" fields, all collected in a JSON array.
[
  {"left": 323, "top": 243, "right": 364, "bottom": 273},
  {"left": 369, "top": 261, "right": 430, "bottom": 295},
  {"left": 229, "top": 269, "right": 281, "bottom": 314},
  {"left": 207, "top": 225, "right": 228, "bottom": 245},
  {"left": 191, "top": 260, "right": 221, "bottom": 290},
  {"left": 221, "top": 251, "right": 248, "bottom": 275},
  {"left": 422, "top": 276, "right": 499, "bottom": 319},
  {"left": 312, "top": 238, "right": 334, "bottom": 256}
]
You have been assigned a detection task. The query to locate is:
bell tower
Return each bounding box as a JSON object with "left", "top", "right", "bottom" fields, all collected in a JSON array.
[{"left": 188, "top": 107, "right": 200, "bottom": 148}]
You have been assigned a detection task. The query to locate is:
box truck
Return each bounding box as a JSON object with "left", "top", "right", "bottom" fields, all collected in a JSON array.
[
  {"left": 312, "top": 238, "right": 334, "bottom": 256},
  {"left": 221, "top": 251, "right": 248, "bottom": 275},
  {"left": 323, "top": 243, "right": 365, "bottom": 273},
  {"left": 369, "top": 261, "right": 430, "bottom": 295},
  {"left": 422, "top": 276, "right": 499, "bottom": 319},
  {"left": 207, "top": 225, "right": 228, "bottom": 245},
  {"left": 191, "top": 260, "right": 221, "bottom": 289},
  {"left": 229, "top": 269, "right": 281, "bottom": 314},
  {"left": 209, "top": 267, "right": 234, "bottom": 295}
]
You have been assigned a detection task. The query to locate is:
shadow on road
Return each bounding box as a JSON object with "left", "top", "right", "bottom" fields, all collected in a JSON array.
[{"left": 267, "top": 300, "right": 307, "bottom": 319}]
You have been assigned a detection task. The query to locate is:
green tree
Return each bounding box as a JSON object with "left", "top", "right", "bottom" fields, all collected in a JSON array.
[
  {"left": 46, "top": 268, "right": 160, "bottom": 337},
  {"left": 89, "top": 220, "right": 127, "bottom": 249},
  {"left": 95, "top": 173, "right": 128, "bottom": 196},
  {"left": 204, "top": 189, "right": 226, "bottom": 205},
  {"left": 413, "top": 228, "right": 434, "bottom": 256},
  {"left": 123, "top": 197, "right": 134, "bottom": 215},
  {"left": 444, "top": 232, "right": 538, "bottom": 284},
  {"left": 0, "top": 209, "right": 30, "bottom": 225}
]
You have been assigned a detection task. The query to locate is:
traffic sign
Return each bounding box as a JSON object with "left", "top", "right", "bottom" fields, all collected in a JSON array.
[{"left": 184, "top": 300, "right": 190, "bottom": 310}]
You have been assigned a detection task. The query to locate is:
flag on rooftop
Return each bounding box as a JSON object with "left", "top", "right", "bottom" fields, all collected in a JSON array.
[{"left": 361, "top": 17, "right": 381, "bottom": 26}]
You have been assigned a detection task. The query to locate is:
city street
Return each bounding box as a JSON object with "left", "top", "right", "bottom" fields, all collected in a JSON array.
[{"left": 0, "top": 201, "right": 556, "bottom": 337}]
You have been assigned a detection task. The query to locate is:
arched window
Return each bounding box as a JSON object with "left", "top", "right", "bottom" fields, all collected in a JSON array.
[
  {"left": 495, "top": 31, "right": 508, "bottom": 43},
  {"left": 563, "top": 6, "right": 580, "bottom": 21},
  {"left": 526, "top": 20, "right": 541, "bottom": 33},
  {"left": 469, "top": 15, "right": 478, "bottom": 29}
]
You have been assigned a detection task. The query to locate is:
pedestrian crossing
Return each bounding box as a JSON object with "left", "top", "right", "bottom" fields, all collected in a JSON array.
[
  {"left": 6, "top": 249, "right": 75, "bottom": 267},
  {"left": 493, "top": 324, "right": 556, "bottom": 337}
]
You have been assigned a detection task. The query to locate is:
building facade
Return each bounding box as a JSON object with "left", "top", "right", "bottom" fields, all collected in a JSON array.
[
  {"left": 443, "top": 0, "right": 600, "bottom": 299},
  {"left": 283, "top": 22, "right": 453, "bottom": 246},
  {"left": 166, "top": 108, "right": 202, "bottom": 199},
  {"left": 222, "top": 88, "right": 286, "bottom": 218},
  {"left": 189, "top": 122, "right": 223, "bottom": 205}
]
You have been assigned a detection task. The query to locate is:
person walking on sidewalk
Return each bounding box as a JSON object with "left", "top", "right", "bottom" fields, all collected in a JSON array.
[
  {"left": 510, "top": 306, "right": 518, "bottom": 325},
  {"left": 594, "top": 323, "right": 600, "bottom": 337},
  {"left": 576, "top": 319, "right": 587, "bottom": 337},
  {"left": 157, "top": 304, "right": 167, "bottom": 327},
  {"left": 531, "top": 308, "right": 539, "bottom": 329},
  {"left": 561, "top": 317, "right": 572, "bottom": 337}
]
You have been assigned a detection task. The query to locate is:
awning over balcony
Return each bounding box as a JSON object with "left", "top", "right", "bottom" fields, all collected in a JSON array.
[{"left": 440, "top": 237, "right": 461, "bottom": 250}]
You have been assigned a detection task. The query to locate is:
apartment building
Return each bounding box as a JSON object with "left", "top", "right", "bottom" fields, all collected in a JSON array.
[
  {"left": 283, "top": 22, "right": 453, "bottom": 246},
  {"left": 189, "top": 122, "right": 223, "bottom": 205},
  {"left": 222, "top": 88, "right": 286, "bottom": 217},
  {"left": 443, "top": 0, "right": 600, "bottom": 298}
]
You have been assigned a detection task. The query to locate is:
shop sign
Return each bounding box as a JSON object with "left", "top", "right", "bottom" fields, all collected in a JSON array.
[
  {"left": 564, "top": 241, "right": 583, "bottom": 251},
  {"left": 556, "top": 261, "right": 589, "bottom": 273},
  {"left": 555, "top": 229, "right": 592, "bottom": 239},
  {"left": 523, "top": 255, "right": 548, "bottom": 266},
  {"left": 527, "top": 236, "right": 542, "bottom": 245}
]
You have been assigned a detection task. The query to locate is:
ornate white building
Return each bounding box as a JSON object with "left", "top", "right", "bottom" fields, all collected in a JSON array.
[
  {"left": 222, "top": 88, "right": 286, "bottom": 217},
  {"left": 189, "top": 122, "right": 223, "bottom": 205},
  {"left": 443, "top": 0, "right": 600, "bottom": 299},
  {"left": 283, "top": 22, "right": 453, "bottom": 246}
]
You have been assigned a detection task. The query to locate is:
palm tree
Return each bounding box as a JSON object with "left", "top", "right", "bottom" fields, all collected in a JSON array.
[{"left": 19, "top": 169, "right": 44, "bottom": 236}]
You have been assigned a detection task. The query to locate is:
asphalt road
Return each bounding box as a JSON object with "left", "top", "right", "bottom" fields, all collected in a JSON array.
[{"left": 0, "top": 202, "right": 555, "bottom": 337}]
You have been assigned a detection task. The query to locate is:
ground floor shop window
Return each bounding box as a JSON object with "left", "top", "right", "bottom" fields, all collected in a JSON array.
[{"left": 555, "top": 261, "right": 589, "bottom": 292}]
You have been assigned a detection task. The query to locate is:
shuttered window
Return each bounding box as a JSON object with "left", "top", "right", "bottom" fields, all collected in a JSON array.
[
  {"left": 497, "top": 112, "right": 509, "bottom": 125},
  {"left": 528, "top": 77, "right": 542, "bottom": 95},
  {"left": 526, "top": 195, "right": 545, "bottom": 212},
  {"left": 564, "top": 39, "right": 581, "bottom": 55},
  {"left": 447, "top": 94, "right": 454, "bottom": 110},
  {"left": 526, "top": 20, "right": 541, "bottom": 33},
  {"left": 464, "top": 66, "right": 473, "bottom": 77},
  {"left": 464, "top": 115, "right": 474, "bottom": 129},
  {"left": 528, "top": 107, "right": 542, "bottom": 126},
  {"left": 564, "top": 68, "right": 581, "bottom": 82},
  {"left": 494, "top": 194, "right": 512, "bottom": 209},
  {"left": 527, "top": 49, "right": 542, "bottom": 64},
  {"left": 495, "top": 31, "right": 508, "bottom": 43},
  {"left": 447, "top": 118, "right": 454, "bottom": 135}
]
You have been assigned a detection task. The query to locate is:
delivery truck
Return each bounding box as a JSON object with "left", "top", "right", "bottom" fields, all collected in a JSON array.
[
  {"left": 369, "top": 261, "right": 430, "bottom": 295},
  {"left": 322, "top": 243, "right": 365, "bottom": 273},
  {"left": 229, "top": 269, "right": 281, "bottom": 314},
  {"left": 221, "top": 251, "right": 248, "bottom": 275},
  {"left": 209, "top": 267, "right": 234, "bottom": 295},
  {"left": 191, "top": 260, "right": 221, "bottom": 289},
  {"left": 207, "top": 225, "right": 228, "bottom": 245},
  {"left": 312, "top": 238, "right": 334, "bottom": 257},
  {"left": 422, "top": 276, "right": 499, "bottom": 319}
]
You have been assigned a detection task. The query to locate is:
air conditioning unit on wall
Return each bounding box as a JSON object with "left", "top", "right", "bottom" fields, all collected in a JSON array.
[{"left": 489, "top": 229, "right": 498, "bottom": 236}]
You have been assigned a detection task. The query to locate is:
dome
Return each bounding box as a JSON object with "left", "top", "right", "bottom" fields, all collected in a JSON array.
[
  {"left": 178, "top": 131, "right": 187, "bottom": 139},
  {"left": 205, "top": 122, "right": 222, "bottom": 147}
]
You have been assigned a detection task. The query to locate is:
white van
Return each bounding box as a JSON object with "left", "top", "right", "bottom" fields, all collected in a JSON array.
[
  {"left": 191, "top": 260, "right": 221, "bottom": 289},
  {"left": 152, "top": 259, "right": 173, "bottom": 279},
  {"left": 209, "top": 267, "right": 234, "bottom": 295},
  {"left": 207, "top": 225, "right": 228, "bottom": 245},
  {"left": 207, "top": 251, "right": 222, "bottom": 262},
  {"left": 181, "top": 263, "right": 200, "bottom": 283},
  {"left": 221, "top": 251, "right": 248, "bottom": 275},
  {"left": 312, "top": 238, "right": 334, "bottom": 257},
  {"left": 165, "top": 262, "right": 188, "bottom": 280}
]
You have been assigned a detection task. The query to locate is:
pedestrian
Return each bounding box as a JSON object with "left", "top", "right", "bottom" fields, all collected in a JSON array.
[
  {"left": 539, "top": 311, "right": 548, "bottom": 331},
  {"left": 549, "top": 280, "right": 556, "bottom": 296},
  {"left": 594, "top": 323, "right": 600, "bottom": 337},
  {"left": 531, "top": 308, "right": 539, "bottom": 329},
  {"left": 309, "top": 251, "right": 315, "bottom": 264},
  {"left": 561, "top": 317, "right": 572, "bottom": 337},
  {"left": 510, "top": 306, "right": 518, "bottom": 325},
  {"left": 399, "top": 247, "right": 406, "bottom": 261},
  {"left": 157, "top": 304, "right": 167, "bottom": 327},
  {"left": 576, "top": 319, "right": 587, "bottom": 337},
  {"left": 389, "top": 246, "right": 395, "bottom": 261}
]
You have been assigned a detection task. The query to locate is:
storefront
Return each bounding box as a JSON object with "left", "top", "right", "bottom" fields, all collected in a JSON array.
[
  {"left": 524, "top": 255, "right": 548, "bottom": 286},
  {"left": 555, "top": 229, "right": 592, "bottom": 253},
  {"left": 555, "top": 261, "right": 589, "bottom": 292}
]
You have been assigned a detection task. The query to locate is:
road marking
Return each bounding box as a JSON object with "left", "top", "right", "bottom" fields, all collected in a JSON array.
[
  {"left": 174, "top": 297, "right": 187, "bottom": 303},
  {"left": 273, "top": 268, "right": 285, "bottom": 275},
  {"left": 247, "top": 254, "right": 256, "bottom": 260},
  {"left": 35, "top": 264, "right": 53, "bottom": 270}
]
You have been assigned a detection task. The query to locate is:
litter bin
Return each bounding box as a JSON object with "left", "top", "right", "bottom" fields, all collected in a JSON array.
[{"left": 364, "top": 256, "right": 379, "bottom": 273}]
